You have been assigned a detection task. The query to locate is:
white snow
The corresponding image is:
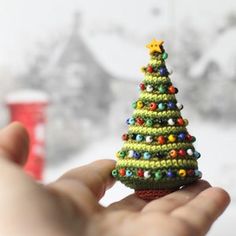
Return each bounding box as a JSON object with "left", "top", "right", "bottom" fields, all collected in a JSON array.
[
  {"left": 191, "top": 27, "right": 236, "bottom": 78},
  {"left": 6, "top": 90, "right": 49, "bottom": 104},
  {"left": 45, "top": 121, "right": 236, "bottom": 236}
]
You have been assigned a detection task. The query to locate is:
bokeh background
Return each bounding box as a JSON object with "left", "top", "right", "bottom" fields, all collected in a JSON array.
[{"left": 0, "top": 0, "right": 236, "bottom": 235}]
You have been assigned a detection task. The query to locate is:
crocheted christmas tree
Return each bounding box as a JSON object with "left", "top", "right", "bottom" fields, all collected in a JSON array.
[{"left": 111, "top": 39, "right": 202, "bottom": 201}]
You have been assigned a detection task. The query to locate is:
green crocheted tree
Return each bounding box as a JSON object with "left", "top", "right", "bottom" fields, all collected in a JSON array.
[{"left": 111, "top": 39, "right": 202, "bottom": 201}]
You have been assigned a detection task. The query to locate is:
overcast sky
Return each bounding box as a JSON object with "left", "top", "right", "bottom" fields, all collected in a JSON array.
[{"left": 0, "top": 0, "right": 235, "bottom": 74}]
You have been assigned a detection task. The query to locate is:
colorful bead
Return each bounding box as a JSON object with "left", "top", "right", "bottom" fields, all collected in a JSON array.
[
  {"left": 176, "top": 103, "right": 183, "bottom": 110},
  {"left": 118, "top": 151, "right": 126, "bottom": 158},
  {"left": 112, "top": 169, "right": 118, "bottom": 177},
  {"left": 186, "top": 134, "right": 193, "bottom": 141},
  {"left": 157, "top": 136, "right": 166, "bottom": 144},
  {"left": 147, "top": 65, "right": 153, "bottom": 73},
  {"left": 159, "top": 67, "right": 168, "bottom": 76},
  {"left": 136, "top": 117, "right": 144, "bottom": 125},
  {"left": 162, "top": 52, "right": 168, "bottom": 60},
  {"left": 158, "top": 85, "right": 166, "bottom": 93},
  {"left": 122, "top": 134, "right": 128, "bottom": 141},
  {"left": 128, "top": 118, "right": 135, "bottom": 125},
  {"left": 168, "top": 134, "right": 176, "bottom": 142},
  {"left": 168, "top": 118, "right": 175, "bottom": 126},
  {"left": 137, "top": 169, "right": 144, "bottom": 177},
  {"left": 119, "top": 168, "right": 126, "bottom": 176},
  {"left": 137, "top": 101, "right": 144, "bottom": 109},
  {"left": 158, "top": 103, "right": 165, "bottom": 110},
  {"left": 167, "top": 101, "right": 175, "bottom": 109},
  {"left": 144, "top": 170, "right": 151, "bottom": 179},
  {"left": 187, "top": 169, "right": 195, "bottom": 177},
  {"left": 195, "top": 170, "right": 202, "bottom": 178},
  {"left": 145, "top": 136, "right": 153, "bottom": 143},
  {"left": 128, "top": 150, "right": 134, "bottom": 158},
  {"left": 178, "top": 149, "right": 186, "bottom": 157},
  {"left": 178, "top": 133, "right": 186, "bottom": 141},
  {"left": 170, "top": 150, "right": 178, "bottom": 158},
  {"left": 139, "top": 83, "right": 145, "bottom": 90},
  {"left": 187, "top": 149, "right": 193, "bottom": 156},
  {"left": 150, "top": 102, "right": 157, "bottom": 111},
  {"left": 146, "top": 85, "right": 153, "bottom": 92},
  {"left": 136, "top": 134, "right": 143, "bottom": 142},
  {"left": 155, "top": 171, "right": 162, "bottom": 180},
  {"left": 194, "top": 151, "right": 201, "bottom": 159},
  {"left": 177, "top": 118, "right": 184, "bottom": 126},
  {"left": 168, "top": 85, "right": 176, "bottom": 94},
  {"left": 132, "top": 102, "right": 137, "bottom": 109},
  {"left": 126, "top": 169, "right": 132, "bottom": 177},
  {"left": 167, "top": 170, "right": 174, "bottom": 178},
  {"left": 178, "top": 169, "right": 186, "bottom": 177},
  {"left": 146, "top": 119, "right": 153, "bottom": 127},
  {"left": 143, "top": 152, "right": 151, "bottom": 159},
  {"left": 133, "top": 151, "right": 141, "bottom": 159}
]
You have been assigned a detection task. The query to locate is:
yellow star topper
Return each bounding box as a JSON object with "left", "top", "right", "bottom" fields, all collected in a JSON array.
[{"left": 146, "top": 39, "right": 164, "bottom": 54}]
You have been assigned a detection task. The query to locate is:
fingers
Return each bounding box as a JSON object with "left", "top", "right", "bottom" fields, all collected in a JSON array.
[
  {"left": 142, "top": 180, "right": 211, "bottom": 213},
  {"left": 107, "top": 194, "right": 147, "bottom": 212},
  {"left": 171, "top": 187, "right": 230, "bottom": 235},
  {"left": 0, "top": 122, "right": 29, "bottom": 165},
  {"left": 47, "top": 159, "right": 116, "bottom": 214}
]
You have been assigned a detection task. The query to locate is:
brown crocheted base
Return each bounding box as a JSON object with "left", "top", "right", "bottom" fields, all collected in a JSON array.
[{"left": 135, "top": 189, "right": 178, "bottom": 201}]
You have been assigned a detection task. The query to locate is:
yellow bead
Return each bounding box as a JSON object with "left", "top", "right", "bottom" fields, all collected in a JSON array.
[
  {"left": 168, "top": 134, "right": 176, "bottom": 142},
  {"left": 178, "top": 169, "right": 186, "bottom": 177},
  {"left": 136, "top": 101, "right": 144, "bottom": 109}
]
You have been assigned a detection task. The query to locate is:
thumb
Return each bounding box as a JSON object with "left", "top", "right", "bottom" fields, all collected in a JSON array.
[{"left": 0, "top": 122, "right": 29, "bottom": 165}]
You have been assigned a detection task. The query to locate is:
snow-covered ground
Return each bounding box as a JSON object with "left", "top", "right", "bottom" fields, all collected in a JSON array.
[{"left": 45, "top": 121, "right": 236, "bottom": 236}]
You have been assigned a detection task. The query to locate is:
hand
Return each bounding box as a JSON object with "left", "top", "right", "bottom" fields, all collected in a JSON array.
[{"left": 0, "top": 123, "right": 230, "bottom": 236}]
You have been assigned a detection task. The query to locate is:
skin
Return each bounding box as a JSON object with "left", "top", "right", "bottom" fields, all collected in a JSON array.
[{"left": 0, "top": 122, "right": 230, "bottom": 236}]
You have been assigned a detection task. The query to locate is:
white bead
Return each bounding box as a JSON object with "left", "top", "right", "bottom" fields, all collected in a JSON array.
[
  {"left": 144, "top": 171, "right": 151, "bottom": 179},
  {"left": 187, "top": 149, "right": 193, "bottom": 156},
  {"left": 128, "top": 150, "right": 134, "bottom": 158},
  {"left": 176, "top": 103, "right": 183, "bottom": 110},
  {"left": 168, "top": 118, "right": 175, "bottom": 126},
  {"left": 146, "top": 136, "right": 153, "bottom": 143},
  {"left": 146, "top": 85, "right": 153, "bottom": 92}
]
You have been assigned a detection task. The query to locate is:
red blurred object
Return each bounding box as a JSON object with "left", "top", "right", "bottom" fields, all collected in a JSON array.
[{"left": 6, "top": 90, "right": 49, "bottom": 181}]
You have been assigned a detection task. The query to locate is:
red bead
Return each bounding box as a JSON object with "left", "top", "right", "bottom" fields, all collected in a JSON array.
[
  {"left": 122, "top": 134, "right": 128, "bottom": 141},
  {"left": 139, "top": 83, "right": 145, "bottom": 91},
  {"left": 178, "top": 149, "right": 186, "bottom": 156},
  {"left": 136, "top": 117, "right": 144, "bottom": 125},
  {"left": 150, "top": 102, "right": 157, "bottom": 111},
  {"left": 187, "top": 169, "right": 195, "bottom": 177},
  {"left": 137, "top": 169, "right": 144, "bottom": 177},
  {"left": 186, "top": 134, "right": 193, "bottom": 141},
  {"left": 177, "top": 118, "right": 185, "bottom": 126},
  {"left": 147, "top": 66, "right": 153, "bottom": 73},
  {"left": 168, "top": 85, "right": 176, "bottom": 94},
  {"left": 119, "top": 168, "right": 126, "bottom": 176},
  {"left": 157, "top": 136, "right": 166, "bottom": 145}
]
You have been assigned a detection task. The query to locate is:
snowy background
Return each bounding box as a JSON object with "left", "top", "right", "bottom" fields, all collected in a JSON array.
[{"left": 0, "top": 0, "right": 236, "bottom": 235}]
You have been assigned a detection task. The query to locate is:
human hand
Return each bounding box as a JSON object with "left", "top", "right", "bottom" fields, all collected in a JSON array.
[{"left": 0, "top": 123, "right": 230, "bottom": 236}]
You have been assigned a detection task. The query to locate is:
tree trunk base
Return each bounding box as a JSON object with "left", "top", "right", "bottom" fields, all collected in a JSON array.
[{"left": 135, "top": 189, "right": 177, "bottom": 201}]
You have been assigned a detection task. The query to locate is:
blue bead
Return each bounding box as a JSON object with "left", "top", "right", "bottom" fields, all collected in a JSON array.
[
  {"left": 126, "top": 169, "right": 132, "bottom": 177},
  {"left": 126, "top": 118, "right": 130, "bottom": 125},
  {"left": 167, "top": 101, "right": 175, "bottom": 109},
  {"left": 178, "top": 133, "right": 186, "bottom": 141},
  {"left": 129, "top": 118, "right": 135, "bottom": 125},
  {"left": 159, "top": 67, "right": 169, "bottom": 76},
  {"left": 136, "top": 134, "right": 143, "bottom": 142},
  {"left": 133, "top": 151, "right": 141, "bottom": 159},
  {"left": 143, "top": 152, "right": 151, "bottom": 159},
  {"left": 167, "top": 170, "right": 174, "bottom": 178},
  {"left": 194, "top": 151, "right": 201, "bottom": 159},
  {"left": 195, "top": 170, "right": 202, "bottom": 178}
]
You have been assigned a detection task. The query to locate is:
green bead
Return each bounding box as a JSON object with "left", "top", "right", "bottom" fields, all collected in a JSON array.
[
  {"left": 155, "top": 171, "right": 162, "bottom": 180},
  {"left": 112, "top": 169, "right": 118, "bottom": 177},
  {"left": 158, "top": 85, "right": 166, "bottom": 93},
  {"left": 146, "top": 119, "right": 153, "bottom": 127},
  {"left": 158, "top": 103, "right": 165, "bottom": 110},
  {"left": 162, "top": 52, "right": 168, "bottom": 60},
  {"left": 132, "top": 101, "right": 137, "bottom": 109},
  {"left": 119, "top": 151, "right": 126, "bottom": 158}
]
